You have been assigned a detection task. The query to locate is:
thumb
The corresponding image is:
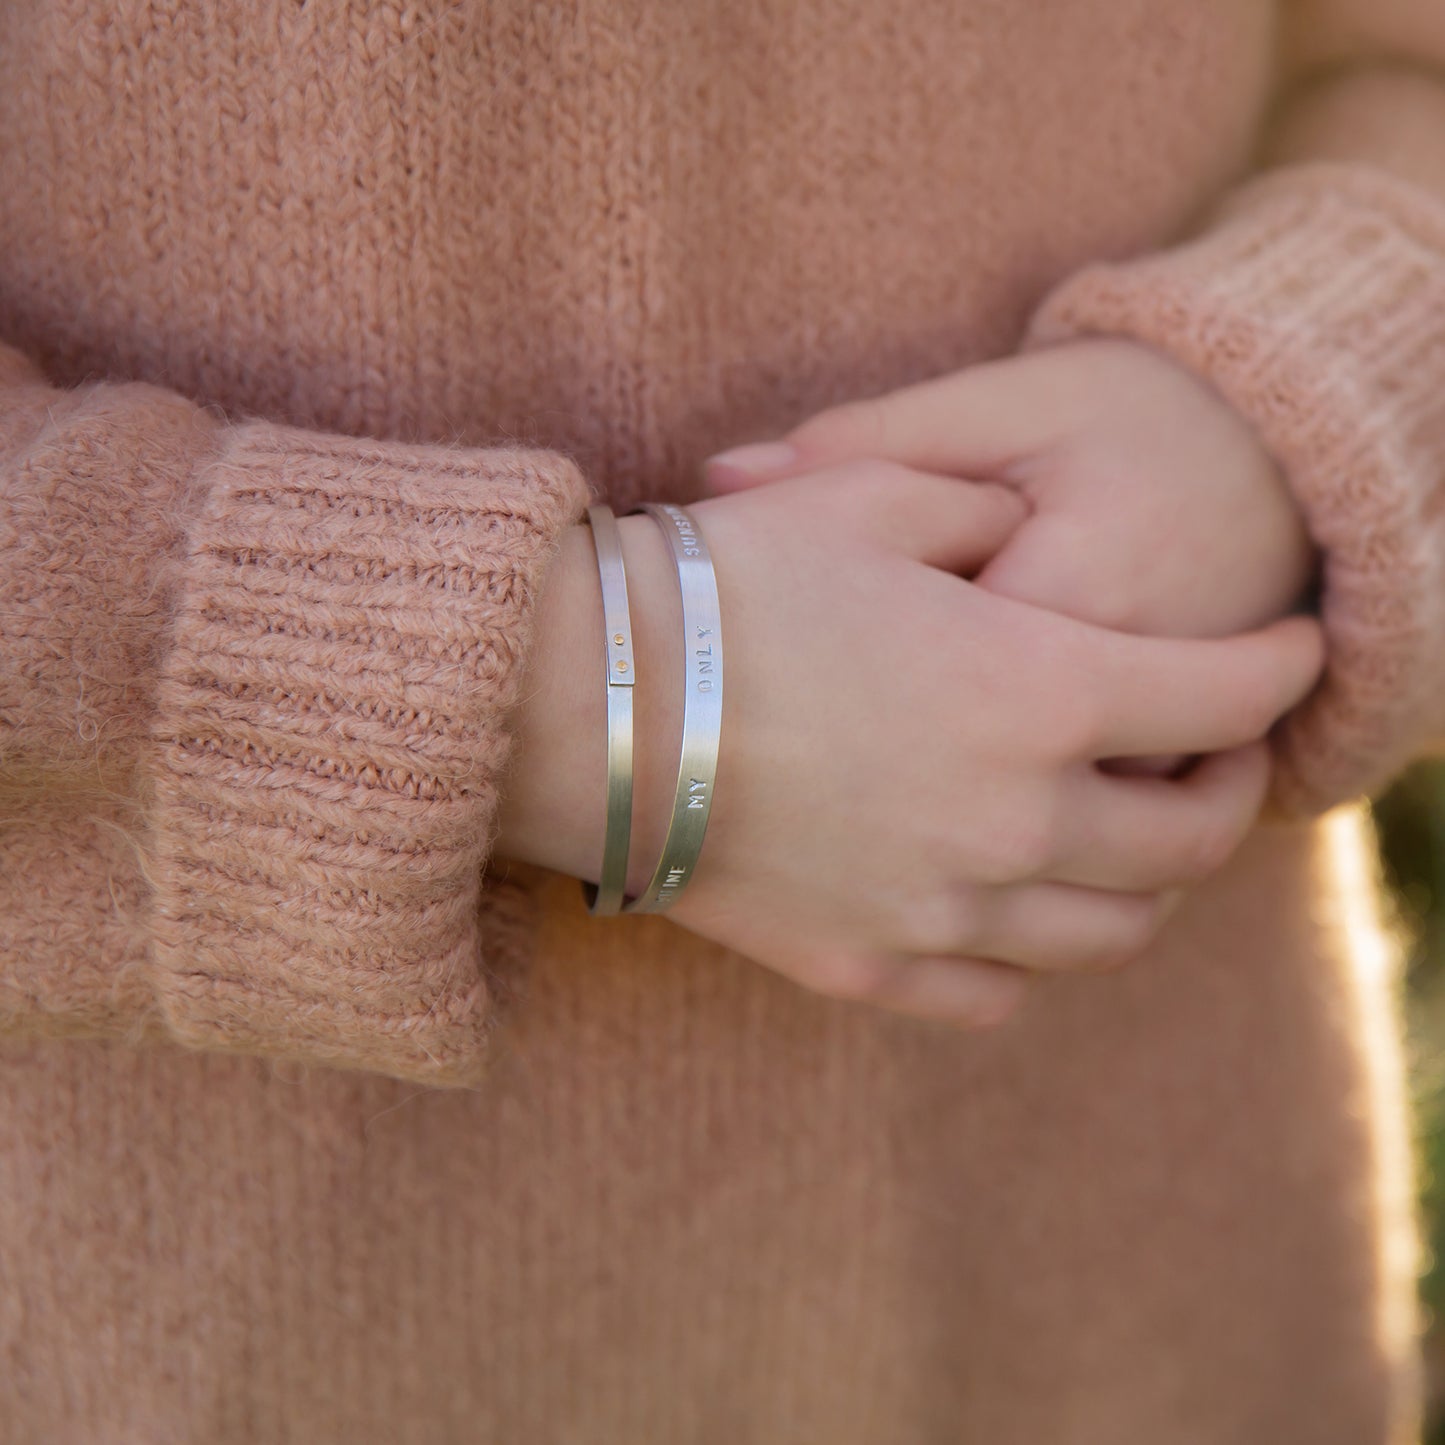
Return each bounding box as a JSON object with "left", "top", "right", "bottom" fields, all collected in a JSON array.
[{"left": 701, "top": 354, "right": 1049, "bottom": 494}]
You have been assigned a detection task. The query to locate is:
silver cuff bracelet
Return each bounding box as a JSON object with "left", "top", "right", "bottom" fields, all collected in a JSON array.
[
  {"left": 623, "top": 502, "right": 724, "bottom": 914},
  {"left": 581, "top": 503, "right": 636, "bottom": 916}
]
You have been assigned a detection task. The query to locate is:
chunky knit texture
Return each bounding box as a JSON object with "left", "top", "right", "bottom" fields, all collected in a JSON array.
[
  {"left": 1, "top": 1, "right": 1443, "bottom": 1440},
  {"left": 0, "top": 362, "right": 588, "bottom": 1080},
  {"left": 147, "top": 424, "right": 585, "bottom": 1082}
]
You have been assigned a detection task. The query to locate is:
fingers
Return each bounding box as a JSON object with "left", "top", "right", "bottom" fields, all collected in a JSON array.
[
  {"left": 1086, "top": 614, "right": 1324, "bottom": 757},
  {"left": 1057, "top": 743, "right": 1271, "bottom": 891},
  {"left": 793, "top": 877, "right": 1177, "bottom": 1031},
  {"left": 964, "top": 882, "right": 1176, "bottom": 973},
  {"left": 790, "top": 460, "right": 1028, "bottom": 571},
  {"left": 702, "top": 356, "right": 1043, "bottom": 493}
]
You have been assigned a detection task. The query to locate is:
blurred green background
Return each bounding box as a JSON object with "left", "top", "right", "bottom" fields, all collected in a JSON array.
[{"left": 1373, "top": 762, "right": 1445, "bottom": 1441}]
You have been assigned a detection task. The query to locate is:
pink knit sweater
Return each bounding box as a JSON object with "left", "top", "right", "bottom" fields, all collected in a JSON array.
[{"left": 2, "top": 1, "right": 1444, "bottom": 1439}]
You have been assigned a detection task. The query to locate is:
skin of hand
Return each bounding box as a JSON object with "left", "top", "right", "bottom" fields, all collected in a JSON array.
[
  {"left": 701, "top": 336, "right": 1322, "bottom": 775},
  {"left": 496, "top": 466, "right": 1323, "bottom": 1029},
  {"left": 703, "top": 338, "right": 1318, "bottom": 636}
]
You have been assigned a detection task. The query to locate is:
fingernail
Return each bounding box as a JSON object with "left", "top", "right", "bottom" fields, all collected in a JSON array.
[{"left": 703, "top": 441, "right": 797, "bottom": 474}]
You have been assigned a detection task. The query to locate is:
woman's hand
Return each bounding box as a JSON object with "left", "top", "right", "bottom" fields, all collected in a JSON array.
[
  {"left": 499, "top": 467, "right": 1323, "bottom": 1030},
  {"left": 702, "top": 338, "right": 1318, "bottom": 641}
]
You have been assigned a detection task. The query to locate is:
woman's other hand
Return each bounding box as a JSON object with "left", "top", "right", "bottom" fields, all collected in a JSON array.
[{"left": 701, "top": 337, "right": 1318, "bottom": 641}]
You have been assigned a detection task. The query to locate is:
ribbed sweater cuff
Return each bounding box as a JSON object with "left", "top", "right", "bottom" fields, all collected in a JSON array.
[
  {"left": 145, "top": 422, "right": 589, "bottom": 1085},
  {"left": 1026, "top": 161, "right": 1445, "bottom": 815}
]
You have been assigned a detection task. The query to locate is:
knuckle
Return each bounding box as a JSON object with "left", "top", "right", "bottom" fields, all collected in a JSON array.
[
  {"left": 980, "top": 814, "right": 1057, "bottom": 884},
  {"left": 898, "top": 887, "right": 984, "bottom": 956}
]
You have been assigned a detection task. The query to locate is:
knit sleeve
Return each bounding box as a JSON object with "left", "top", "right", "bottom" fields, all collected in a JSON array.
[
  {"left": 1024, "top": 160, "right": 1445, "bottom": 815},
  {"left": 0, "top": 342, "right": 590, "bottom": 1085}
]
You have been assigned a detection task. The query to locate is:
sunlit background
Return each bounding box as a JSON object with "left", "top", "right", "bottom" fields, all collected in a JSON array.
[{"left": 1373, "top": 763, "right": 1445, "bottom": 1442}]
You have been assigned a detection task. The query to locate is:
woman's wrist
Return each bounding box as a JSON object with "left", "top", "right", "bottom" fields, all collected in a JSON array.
[{"left": 493, "top": 512, "right": 684, "bottom": 897}]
